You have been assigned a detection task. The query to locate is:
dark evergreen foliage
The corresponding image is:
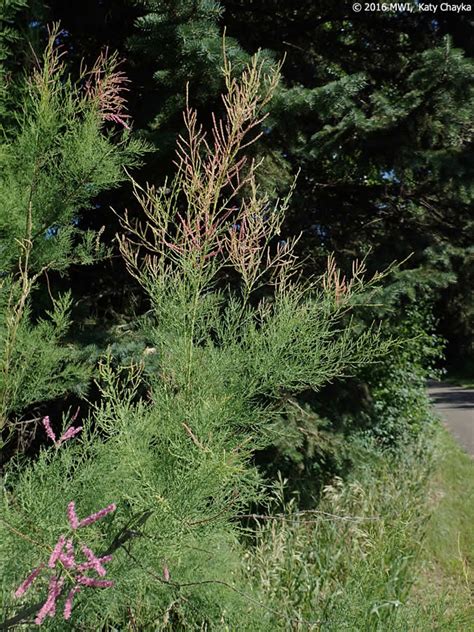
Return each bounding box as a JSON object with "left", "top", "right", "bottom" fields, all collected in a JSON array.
[{"left": 27, "top": 0, "right": 473, "bottom": 370}]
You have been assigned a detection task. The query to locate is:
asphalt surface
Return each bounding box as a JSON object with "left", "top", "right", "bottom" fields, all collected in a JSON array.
[{"left": 428, "top": 381, "right": 474, "bottom": 457}]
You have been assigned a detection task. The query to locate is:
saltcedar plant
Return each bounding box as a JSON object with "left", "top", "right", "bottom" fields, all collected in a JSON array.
[
  {"left": 13, "top": 500, "right": 116, "bottom": 625},
  {"left": 1, "top": 410, "right": 121, "bottom": 628},
  {"left": 0, "top": 27, "right": 144, "bottom": 438},
  {"left": 117, "top": 49, "right": 390, "bottom": 412},
  {"left": 1, "top": 52, "right": 393, "bottom": 629}
]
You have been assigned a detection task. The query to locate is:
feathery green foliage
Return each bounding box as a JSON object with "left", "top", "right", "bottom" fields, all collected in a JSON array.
[
  {"left": 0, "top": 53, "right": 394, "bottom": 629},
  {"left": 0, "top": 29, "right": 144, "bottom": 434},
  {"left": 0, "top": 6, "right": 471, "bottom": 631}
]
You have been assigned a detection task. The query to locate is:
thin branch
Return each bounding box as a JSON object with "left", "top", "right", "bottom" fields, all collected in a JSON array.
[{"left": 123, "top": 548, "right": 322, "bottom": 629}]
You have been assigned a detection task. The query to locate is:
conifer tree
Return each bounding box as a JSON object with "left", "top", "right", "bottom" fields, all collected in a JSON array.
[
  {"left": 223, "top": 1, "right": 474, "bottom": 366},
  {"left": 24, "top": 1, "right": 474, "bottom": 365},
  {"left": 0, "top": 0, "right": 28, "bottom": 122}
]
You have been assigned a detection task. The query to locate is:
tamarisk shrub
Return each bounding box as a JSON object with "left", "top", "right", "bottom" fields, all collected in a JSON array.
[
  {"left": 0, "top": 26, "right": 144, "bottom": 441},
  {"left": 1, "top": 50, "right": 393, "bottom": 629},
  {"left": 13, "top": 501, "right": 116, "bottom": 625}
]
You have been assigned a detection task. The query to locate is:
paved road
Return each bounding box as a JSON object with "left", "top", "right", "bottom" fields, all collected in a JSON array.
[{"left": 428, "top": 381, "right": 474, "bottom": 457}]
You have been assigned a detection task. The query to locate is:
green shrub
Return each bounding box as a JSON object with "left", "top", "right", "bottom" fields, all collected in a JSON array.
[
  {"left": 1, "top": 54, "right": 392, "bottom": 629},
  {"left": 246, "top": 282, "right": 445, "bottom": 506},
  {"left": 357, "top": 297, "right": 445, "bottom": 444},
  {"left": 0, "top": 28, "right": 144, "bottom": 438}
]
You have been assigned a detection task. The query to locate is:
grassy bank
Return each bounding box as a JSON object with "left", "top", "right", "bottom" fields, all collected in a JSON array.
[
  {"left": 444, "top": 376, "right": 474, "bottom": 390},
  {"left": 414, "top": 426, "right": 473, "bottom": 628},
  {"left": 246, "top": 425, "right": 473, "bottom": 630}
]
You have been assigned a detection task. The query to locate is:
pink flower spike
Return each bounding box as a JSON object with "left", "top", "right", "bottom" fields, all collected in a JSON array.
[
  {"left": 104, "top": 112, "right": 131, "bottom": 130},
  {"left": 66, "top": 537, "right": 74, "bottom": 554},
  {"left": 77, "top": 553, "right": 112, "bottom": 574},
  {"left": 35, "top": 576, "right": 64, "bottom": 625},
  {"left": 78, "top": 503, "right": 116, "bottom": 528},
  {"left": 67, "top": 501, "right": 79, "bottom": 530},
  {"left": 59, "top": 538, "right": 76, "bottom": 569},
  {"left": 59, "top": 552, "right": 75, "bottom": 570},
  {"left": 80, "top": 545, "right": 109, "bottom": 577},
  {"left": 42, "top": 416, "right": 57, "bottom": 444},
  {"left": 63, "top": 586, "right": 81, "bottom": 620},
  {"left": 76, "top": 575, "right": 114, "bottom": 588},
  {"left": 35, "top": 603, "right": 52, "bottom": 624},
  {"left": 13, "top": 564, "right": 44, "bottom": 598},
  {"left": 48, "top": 535, "right": 66, "bottom": 568},
  {"left": 57, "top": 425, "right": 82, "bottom": 446}
]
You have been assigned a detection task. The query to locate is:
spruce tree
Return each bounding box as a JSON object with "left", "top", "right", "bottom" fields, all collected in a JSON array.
[{"left": 223, "top": 1, "right": 474, "bottom": 366}]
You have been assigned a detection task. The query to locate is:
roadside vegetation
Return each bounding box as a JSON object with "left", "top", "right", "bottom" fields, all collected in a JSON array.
[
  {"left": 417, "top": 426, "right": 474, "bottom": 625},
  {"left": 248, "top": 427, "right": 473, "bottom": 631},
  {"left": 1, "top": 4, "right": 473, "bottom": 630}
]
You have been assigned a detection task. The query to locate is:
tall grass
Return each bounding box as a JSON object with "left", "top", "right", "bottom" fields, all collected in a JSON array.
[
  {"left": 417, "top": 426, "right": 474, "bottom": 627},
  {"left": 247, "top": 434, "right": 470, "bottom": 631}
]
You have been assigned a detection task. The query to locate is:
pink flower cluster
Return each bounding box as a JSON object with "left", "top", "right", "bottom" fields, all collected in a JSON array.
[
  {"left": 67, "top": 500, "right": 116, "bottom": 530},
  {"left": 42, "top": 413, "right": 82, "bottom": 448},
  {"left": 85, "top": 51, "right": 131, "bottom": 130},
  {"left": 13, "top": 501, "right": 116, "bottom": 625}
]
